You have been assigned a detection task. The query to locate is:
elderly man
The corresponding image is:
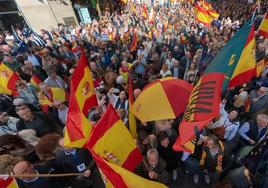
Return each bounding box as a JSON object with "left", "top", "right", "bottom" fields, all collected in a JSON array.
[
  {"left": 249, "top": 86, "right": 268, "bottom": 116},
  {"left": 136, "top": 148, "right": 169, "bottom": 185},
  {"left": 13, "top": 160, "right": 64, "bottom": 188},
  {"left": 239, "top": 114, "right": 268, "bottom": 145}
]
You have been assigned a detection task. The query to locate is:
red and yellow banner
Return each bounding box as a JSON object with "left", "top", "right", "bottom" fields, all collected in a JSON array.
[
  {"left": 256, "top": 58, "right": 267, "bottom": 77},
  {"left": 0, "top": 63, "right": 19, "bottom": 96},
  {"left": 38, "top": 87, "right": 69, "bottom": 111},
  {"left": 87, "top": 104, "right": 142, "bottom": 172},
  {"left": 259, "top": 13, "right": 268, "bottom": 39},
  {"left": 64, "top": 52, "right": 98, "bottom": 148},
  {"left": 173, "top": 73, "right": 225, "bottom": 153},
  {"left": 0, "top": 177, "right": 19, "bottom": 188},
  {"left": 91, "top": 151, "right": 167, "bottom": 188},
  {"left": 194, "top": 3, "right": 213, "bottom": 26},
  {"left": 130, "top": 31, "right": 138, "bottom": 52}
]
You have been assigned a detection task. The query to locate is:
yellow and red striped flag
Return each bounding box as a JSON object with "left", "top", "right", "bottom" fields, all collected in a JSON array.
[
  {"left": 64, "top": 51, "right": 98, "bottom": 148},
  {"left": 91, "top": 151, "right": 167, "bottom": 188},
  {"left": 208, "top": 9, "right": 219, "bottom": 20},
  {"left": 194, "top": 3, "right": 213, "bottom": 26},
  {"left": 38, "top": 87, "right": 69, "bottom": 112},
  {"left": 0, "top": 177, "right": 19, "bottom": 188},
  {"left": 130, "top": 31, "right": 138, "bottom": 52},
  {"left": 30, "top": 74, "right": 42, "bottom": 88},
  {"left": 141, "top": 4, "right": 149, "bottom": 18},
  {"left": 256, "top": 58, "right": 267, "bottom": 77},
  {"left": 258, "top": 13, "right": 268, "bottom": 39},
  {"left": 86, "top": 104, "right": 142, "bottom": 172},
  {"left": 0, "top": 63, "right": 19, "bottom": 96},
  {"left": 128, "top": 76, "right": 137, "bottom": 138},
  {"left": 148, "top": 7, "right": 155, "bottom": 24},
  {"left": 202, "top": 0, "right": 212, "bottom": 10}
]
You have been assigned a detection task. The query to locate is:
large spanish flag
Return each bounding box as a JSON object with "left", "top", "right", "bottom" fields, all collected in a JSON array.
[
  {"left": 0, "top": 63, "right": 19, "bottom": 96},
  {"left": 64, "top": 52, "right": 98, "bottom": 148},
  {"left": 173, "top": 73, "right": 225, "bottom": 153},
  {"left": 205, "top": 20, "right": 256, "bottom": 90},
  {"left": 128, "top": 76, "right": 137, "bottom": 138},
  {"left": 141, "top": 4, "right": 149, "bottom": 18},
  {"left": 87, "top": 104, "right": 142, "bottom": 172},
  {"left": 91, "top": 151, "right": 167, "bottom": 188},
  {"left": 258, "top": 13, "right": 268, "bottom": 39},
  {"left": 0, "top": 177, "right": 19, "bottom": 188}
]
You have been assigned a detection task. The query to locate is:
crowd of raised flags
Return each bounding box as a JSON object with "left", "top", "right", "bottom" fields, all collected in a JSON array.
[{"left": 0, "top": 0, "right": 268, "bottom": 188}]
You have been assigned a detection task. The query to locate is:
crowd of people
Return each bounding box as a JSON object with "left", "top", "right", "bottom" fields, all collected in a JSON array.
[{"left": 0, "top": 0, "right": 268, "bottom": 187}]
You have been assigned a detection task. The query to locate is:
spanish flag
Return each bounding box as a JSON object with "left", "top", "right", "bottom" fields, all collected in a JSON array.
[
  {"left": 38, "top": 87, "right": 69, "bottom": 112},
  {"left": 128, "top": 76, "right": 137, "bottom": 138},
  {"left": 87, "top": 104, "right": 142, "bottom": 172},
  {"left": 205, "top": 20, "right": 256, "bottom": 90},
  {"left": 0, "top": 177, "right": 19, "bottom": 188},
  {"left": 91, "top": 151, "right": 167, "bottom": 188},
  {"left": 0, "top": 63, "right": 19, "bottom": 96},
  {"left": 208, "top": 9, "right": 219, "bottom": 20},
  {"left": 258, "top": 13, "right": 268, "bottom": 39},
  {"left": 30, "top": 74, "right": 42, "bottom": 88},
  {"left": 130, "top": 31, "right": 138, "bottom": 52},
  {"left": 201, "top": 0, "right": 212, "bottom": 10},
  {"left": 194, "top": 3, "right": 213, "bottom": 26},
  {"left": 64, "top": 52, "right": 98, "bottom": 148}
]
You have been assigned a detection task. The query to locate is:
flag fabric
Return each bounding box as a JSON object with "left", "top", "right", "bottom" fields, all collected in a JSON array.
[
  {"left": 239, "top": 136, "right": 268, "bottom": 175},
  {"left": 208, "top": 9, "right": 219, "bottom": 20},
  {"left": 90, "top": 151, "right": 167, "bottom": 188},
  {"left": 64, "top": 52, "right": 98, "bottom": 148},
  {"left": 141, "top": 4, "right": 149, "bottom": 18},
  {"left": 130, "top": 31, "right": 138, "bottom": 52},
  {"left": 131, "top": 2, "right": 137, "bottom": 16},
  {"left": 38, "top": 87, "right": 69, "bottom": 111},
  {"left": 205, "top": 21, "right": 256, "bottom": 90},
  {"left": 256, "top": 58, "right": 267, "bottom": 77},
  {"left": 0, "top": 63, "right": 20, "bottom": 96},
  {"left": 30, "top": 74, "right": 42, "bottom": 88},
  {"left": 194, "top": 3, "right": 213, "bottom": 26},
  {"left": 173, "top": 73, "right": 225, "bottom": 153},
  {"left": 0, "top": 177, "right": 19, "bottom": 188},
  {"left": 86, "top": 104, "right": 142, "bottom": 172},
  {"left": 258, "top": 13, "right": 268, "bottom": 39},
  {"left": 128, "top": 76, "right": 137, "bottom": 138},
  {"left": 148, "top": 7, "right": 155, "bottom": 24}
]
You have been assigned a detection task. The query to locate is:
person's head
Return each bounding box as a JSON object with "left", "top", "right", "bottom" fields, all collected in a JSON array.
[
  {"left": 138, "top": 130, "right": 149, "bottom": 145},
  {"left": 147, "top": 148, "right": 159, "bottom": 168},
  {"left": 39, "top": 82, "right": 50, "bottom": 93},
  {"left": 13, "top": 161, "right": 36, "bottom": 181},
  {"left": 189, "top": 63, "right": 196, "bottom": 70},
  {"left": 157, "top": 131, "right": 169, "bottom": 148},
  {"left": 35, "top": 134, "right": 61, "bottom": 160},
  {"left": 206, "top": 134, "right": 220, "bottom": 150},
  {"left": 258, "top": 87, "right": 268, "bottom": 95},
  {"left": 119, "top": 90, "right": 126, "bottom": 100},
  {"left": 0, "top": 112, "right": 8, "bottom": 124},
  {"left": 228, "top": 108, "right": 239, "bottom": 121},
  {"left": 256, "top": 114, "right": 268, "bottom": 128},
  {"left": 0, "top": 154, "right": 23, "bottom": 174},
  {"left": 133, "top": 88, "right": 141, "bottom": 99},
  {"left": 48, "top": 70, "right": 57, "bottom": 79},
  {"left": 16, "top": 105, "right": 33, "bottom": 121},
  {"left": 54, "top": 100, "right": 66, "bottom": 111},
  {"left": 173, "top": 59, "right": 179, "bottom": 67},
  {"left": 15, "top": 80, "right": 26, "bottom": 91},
  {"left": 162, "top": 63, "right": 168, "bottom": 71},
  {"left": 116, "top": 109, "right": 126, "bottom": 121},
  {"left": 3, "top": 53, "right": 13, "bottom": 63},
  {"left": 89, "top": 61, "right": 97, "bottom": 71}
]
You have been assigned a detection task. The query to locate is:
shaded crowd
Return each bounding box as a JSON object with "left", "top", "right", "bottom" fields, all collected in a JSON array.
[{"left": 0, "top": 0, "right": 268, "bottom": 187}]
